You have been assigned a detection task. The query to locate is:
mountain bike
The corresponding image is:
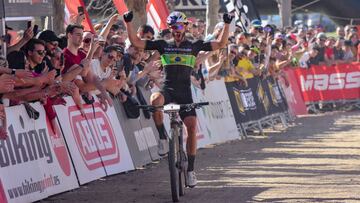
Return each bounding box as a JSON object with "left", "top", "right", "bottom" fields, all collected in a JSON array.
[{"left": 138, "top": 102, "right": 209, "bottom": 202}]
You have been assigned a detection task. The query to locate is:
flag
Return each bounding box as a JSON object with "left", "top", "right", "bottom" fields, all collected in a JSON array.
[
  {"left": 146, "top": 0, "right": 170, "bottom": 32},
  {"left": 113, "top": 0, "right": 169, "bottom": 33},
  {"left": 223, "top": 0, "right": 260, "bottom": 32},
  {"left": 64, "top": 0, "right": 94, "bottom": 33}
]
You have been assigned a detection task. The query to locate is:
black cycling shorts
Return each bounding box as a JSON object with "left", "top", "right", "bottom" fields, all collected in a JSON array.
[{"left": 160, "top": 87, "right": 196, "bottom": 120}]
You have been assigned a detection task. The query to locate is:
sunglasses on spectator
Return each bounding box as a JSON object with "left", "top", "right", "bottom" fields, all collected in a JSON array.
[
  {"left": 230, "top": 50, "right": 237, "bottom": 55},
  {"left": 170, "top": 24, "right": 185, "bottom": 30},
  {"left": 83, "top": 38, "right": 91, "bottom": 43},
  {"left": 35, "top": 50, "right": 46, "bottom": 56},
  {"left": 107, "top": 54, "right": 116, "bottom": 60},
  {"left": 49, "top": 41, "right": 59, "bottom": 46}
]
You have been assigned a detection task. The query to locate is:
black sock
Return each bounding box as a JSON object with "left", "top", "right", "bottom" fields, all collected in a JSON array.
[
  {"left": 156, "top": 124, "right": 167, "bottom": 140},
  {"left": 187, "top": 155, "right": 195, "bottom": 172}
]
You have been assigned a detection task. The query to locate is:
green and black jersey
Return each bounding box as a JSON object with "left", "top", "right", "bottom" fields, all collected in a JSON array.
[{"left": 145, "top": 39, "right": 213, "bottom": 89}]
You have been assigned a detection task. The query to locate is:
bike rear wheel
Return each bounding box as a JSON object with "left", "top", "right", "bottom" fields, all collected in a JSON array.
[{"left": 169, "top": 124, "right": 180, "bottom": 202}]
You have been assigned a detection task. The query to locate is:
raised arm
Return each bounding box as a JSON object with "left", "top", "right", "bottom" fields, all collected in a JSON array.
[
  {"left": 210, "top": 13, "right": 234, "bottom": 51},
  {"left": 99, "top": 14, "right": 120, "bottom": 40},
  {"left": 123, "top": 11, "right": 146, "bottom": 49}
]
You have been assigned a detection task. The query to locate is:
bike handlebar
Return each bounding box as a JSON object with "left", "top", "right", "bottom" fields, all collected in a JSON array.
[{"left": 137, "top": 102, "right": 209, "bottom": 113}]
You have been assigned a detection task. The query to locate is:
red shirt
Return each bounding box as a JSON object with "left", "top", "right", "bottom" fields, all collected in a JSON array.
[
  {"left": 325, "top": 47, "right": 334, "bottom": 59},
  {"left": 63, "top": 48, "right": 86, "bottom": 74}
]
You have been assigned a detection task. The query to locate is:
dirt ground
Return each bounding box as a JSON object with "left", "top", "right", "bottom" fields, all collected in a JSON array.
[{"left": 43, "top": 111, "right": 360, "bottom": 203}]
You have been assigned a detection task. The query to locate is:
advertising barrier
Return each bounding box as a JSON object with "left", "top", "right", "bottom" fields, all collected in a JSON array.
[
  {"left": 112, "top": 93, "right": 158, "bottom": 168},
  {"left": 192, "top": 79, "right": 240, "bottom": 144},
  {"left": 225, "top": 76, "right": 289, "bottom": 129},
  {"left": 292, "top": 63, "right": 360, "bottom": 102},
  {"left": 0, "top": 103, "right": 78, "bottom": 203},
  {"left": 281, "top": 68, "right": 308, "bottom": 115},
  {"left": 54, "top": 97, "right": 134, "bottom": 185}
]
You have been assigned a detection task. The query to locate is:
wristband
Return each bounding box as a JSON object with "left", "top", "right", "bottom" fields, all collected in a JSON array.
[{"left": 11, "top": 69, "right": 16, "bottom": 75}]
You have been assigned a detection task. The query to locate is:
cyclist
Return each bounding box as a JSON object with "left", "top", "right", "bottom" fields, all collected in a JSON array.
[{"left": 123, "top": 11, "right": 234, "bottom": 187}]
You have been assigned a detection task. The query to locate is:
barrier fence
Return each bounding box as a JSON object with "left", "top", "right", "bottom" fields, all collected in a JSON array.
[{"left": 0, "top": 63, "right": 359, "bottom": 202}]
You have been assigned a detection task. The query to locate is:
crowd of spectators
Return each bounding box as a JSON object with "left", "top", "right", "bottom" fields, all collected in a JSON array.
[{"left": 0, "top": 11, "right": 359, "bottom": 138}]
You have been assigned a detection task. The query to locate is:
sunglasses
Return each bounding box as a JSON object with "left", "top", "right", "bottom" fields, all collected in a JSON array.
[
  {"left": 83, "top": 38, "right": 91, "bottom": 43},
  {"left": 49, "top": 41, "right": 58, "bottom": 46},
  {"left": 170, "top": 24, "right": 185, "bottom": 30},
  {"left": 35, "top": 50, "right": 46, "bottom": 56},
  {"left": 107, "top": 54, "right": 116, "bottom": 60},
  {"left": 230, "top": 51, "right": 237, "bottom": 55}
]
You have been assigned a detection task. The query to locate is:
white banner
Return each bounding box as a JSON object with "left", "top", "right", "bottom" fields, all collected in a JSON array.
[
  {"left": 192, "top": 79, "right": 240, "bottom": 144},
  {"left": 0, "top": 103, "right": 78, "bottom": 203},
  {"left": 54, "top": 97, "right": 134, "bottom": 185}
]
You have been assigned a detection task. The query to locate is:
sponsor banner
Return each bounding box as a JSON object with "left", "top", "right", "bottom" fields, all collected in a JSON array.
[
  {"left": 3, "top": 0, "right": 53, "bottom": 17},
  {"left": 293, "top": 63, "right": 360, "bottom": 102},
  {"left": 0, "top": 103, "right": 78, "bottom": 203},
  {"left": 54, "top": 97, "right": 134, "bottom": 184},
  {"left": 137, "top": 87, "right": 161, "bottom": 161},
  {"left": 260, "top": 77, "right": 288, "bottom": 115},
  {"left": 282, "top": 68, "right": 308, "bottom": 115},
  {"left": 226, "top": 76, "right": 290, "bottom": 126},
  {"left": 112, "top": 96, "right": 153, "bottom": 168},
  {"left": 193, "top": 79, "right": 239, "bottom": 144}
]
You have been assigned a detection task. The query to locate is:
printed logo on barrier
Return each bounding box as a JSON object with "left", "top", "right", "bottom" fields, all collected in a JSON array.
[
  {"left": 68, "top": 104, "right": 120, "bottom": 170},
  {"left": 267, "top": 82, "right": 279, "bottom": 106},
  {"left": 0, "top": 179, "right": 7, "bottom": 203},
  {"left": 233, "top": 89, "right": 245, "bottom": 115},
  {"left": 257, "top": 83, "right": 270, "bottom": 113},
  {"left": 46, "top": 117, "right": 72, "bottom": 176},
  {"left": 233, "top": 87, "right": 256, "bottom": 113},
  {"left": 300, "top": 72, "right": 360, "bottom": 91},
  {"left": 0, "top": 123, "right": 53, "bottom": 168}
]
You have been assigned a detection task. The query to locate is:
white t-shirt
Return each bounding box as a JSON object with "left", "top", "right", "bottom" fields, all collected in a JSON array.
[
  {"left": 91, "top": 59, "right": 112, "bottom": 80},
  {"left": 299, "top": 52, "right": 310, "bottom": 68},
  {"left": 89, "top": 59, "right": 112, "bottom": 95}
]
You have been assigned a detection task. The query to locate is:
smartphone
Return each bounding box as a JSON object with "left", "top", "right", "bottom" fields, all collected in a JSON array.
[
  {"left": 33, "top": 25, "right": 39, "bottom": 36},
  {"left": 77, "top": 6, "right": 84, "bottom": 14},
  {"left": 27, "top": 21, "right": 32, "bottom": 29}
]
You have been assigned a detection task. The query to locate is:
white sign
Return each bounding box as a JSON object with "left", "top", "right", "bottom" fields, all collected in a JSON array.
[
  {"left": 54, "top": 97, "right": 134, "bottom": 184},
  {"left": 0, "top": 103, "right": 78, "bottom": 203}
]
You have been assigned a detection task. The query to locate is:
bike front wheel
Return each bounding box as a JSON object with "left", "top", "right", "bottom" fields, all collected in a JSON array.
[{"left": 168, "top": 124, "right": 180, "bottom": 202}]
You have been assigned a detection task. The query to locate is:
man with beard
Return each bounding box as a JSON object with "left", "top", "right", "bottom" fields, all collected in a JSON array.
[
  {"left": 124, "top": 11, "right": 233, "bottom": 188},
  {"left": 36, "top": 30, "right": 60, "bottom": 74}
]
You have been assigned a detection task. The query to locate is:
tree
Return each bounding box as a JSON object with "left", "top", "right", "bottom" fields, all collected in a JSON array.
[
  {"left": 206, "top": 0, "right": 220, "bottom": 36},
  {"left": 277, "top": 0, "right": 292, "bottom": 28},
  {"left": 124, "top": 0, "right": 148, "bottom": 31},
  {"left": 53, "top": 0, "right": 65, "bottom": 34}
]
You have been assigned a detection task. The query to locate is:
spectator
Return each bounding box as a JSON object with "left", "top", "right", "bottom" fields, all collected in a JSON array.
[
  {"left": 324, "top": 37, "right": 336, "bottom": 66},
  {"left": 333, "top": 38, "right": 345, "bottom": 62},
  {"left": 37, "top": 30, "right": 61, "bottom": 73},
  {"left": 80, "top": 31, "right": 93, "bottom": 53},
  {"left": 137, "top": 25, "right": 155, "bottom": 40},
  {"left": 64, "top": 24, "right": 112, "bottom": 110},
  {"left": 343, "top": 40, "right": 355, "bottom": 62},
  {"left": 90, "top": 45, "right": 125, "bottom": 95},
  {"left": 336, "top": 26, "right": 345, "bottom": 39},
  {"left": 299, "top": 45, "right": 320, "bottom": 69},
  {"left": 309, "top": 32, "right": 326, "bottom": 65}
]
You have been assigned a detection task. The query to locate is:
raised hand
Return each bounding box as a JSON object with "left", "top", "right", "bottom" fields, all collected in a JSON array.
[
  {"left": 223, "top": 13, "right": 234, "bottom": 24},
  {"left": 123, "top": 11, "right": 133, "bottom": 23}
]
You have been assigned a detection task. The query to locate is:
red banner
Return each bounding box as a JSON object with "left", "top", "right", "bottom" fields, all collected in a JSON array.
[
  {"left": 281, "top": 69, "right": 308, "bottom": 115},
  {"left": 113, "top": 0, "right": 169, "bottom": 32},
  {"left": 291, "top": 63, "right": 360, "bottom": 102},
  {"left": 64, "top": 0, "right": 94, "bottom": 33}
]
